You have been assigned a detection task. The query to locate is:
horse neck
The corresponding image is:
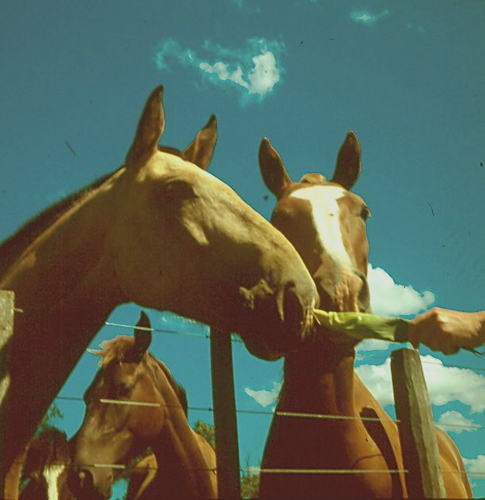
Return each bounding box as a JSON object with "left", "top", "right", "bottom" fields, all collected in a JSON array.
[
  {"left": 149, "top": 362, "right": 216, "bottom": 499},
  {"left": 0, "top": 171, "right": 125, "bottom": 328},
  {"left": 282, "top": 337, "right": 358, "bottom": 417},
  {"left": 0, "top": 173, "right": 126, "bottom": 475}
]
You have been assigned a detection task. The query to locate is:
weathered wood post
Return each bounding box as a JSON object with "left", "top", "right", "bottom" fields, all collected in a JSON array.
[
  {"left": 391, "top": 348, "right": 446, "bottom": 498},
  {"left": 0, "top": 291, "right": 15, "bottom": 498},
  {"left": 210, "top": 328, "right": 241, "bottom": 499}
]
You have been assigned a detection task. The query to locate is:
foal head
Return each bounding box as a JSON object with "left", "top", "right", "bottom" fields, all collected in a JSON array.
[
  {"left": 20, "top": 426, "right": 73, "bottom": 500},
  {"left": 259, "top": 132, "right": 371, "bottom": 316},
  {"left": 69, "top": 312, "right": 185, "bottom": 499}
]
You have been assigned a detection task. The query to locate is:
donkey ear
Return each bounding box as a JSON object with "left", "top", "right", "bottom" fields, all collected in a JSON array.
[
  {"left": 259, "top": 138, "right": 293, "bottom": 199},
  {"left": 125, "top": 86, "right": 165, "bottom": 169},
  {"left": 133, "top": 311, "right": 152, "bottom": 355},
  {"left": 182, "top": 115, "right": 217, "bottom": 171},
  {"left": 331, "top": 131, "right": 361, "bottom": 190}
]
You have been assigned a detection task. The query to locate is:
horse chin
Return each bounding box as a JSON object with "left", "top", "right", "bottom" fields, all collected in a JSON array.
[{"left": 240, "top": 335, "right": 284, "bottom": 361}]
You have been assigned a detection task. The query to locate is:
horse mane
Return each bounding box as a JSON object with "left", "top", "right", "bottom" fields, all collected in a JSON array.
[
  {"left": 0, "top": 168, "right": 121, "bottom": 277},
  {"left": 23, "top": 426, "right": 71, "bottom": 473},
  {"left": 94, "top": 335, "right": 188, "bottom": 416}
]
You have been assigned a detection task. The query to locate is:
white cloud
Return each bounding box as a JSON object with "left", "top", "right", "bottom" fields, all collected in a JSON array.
[
  {"left": 154, "top": 37, "right": 284, "bottom": 101},
  {"left": 357, "top": 339, "right": 393, "bottom": 352},
  {"left": 244, "top": 382, "right": 281, "bottom": 407},
  {"left": 437, "top": 410, "right": 480, "bottom": 434},
  {"left": 247, "top": 51, "right": 280, "bottom": 95},
  {"left": 367, "top": 264, "right": 435, "bottom": 317},
  {"left": 350, "top": 9, "right": 390, "bottom": 25},
  {"left": 463, "top": 455, "right": 485, "bottom": 478},
  {"left": 356, "top": 355, "right": 485, "bottom": 413}
]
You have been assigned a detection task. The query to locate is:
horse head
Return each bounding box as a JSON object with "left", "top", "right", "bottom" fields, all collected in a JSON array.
[
  {"left": 109, "top": 86, "right": 319, "bottom": 360},
  {"left": 69, "top": 312, "right": 215, "bottom": 499},
  {"left": 259, "top": 131, "right": 371, "bottom": 322}
]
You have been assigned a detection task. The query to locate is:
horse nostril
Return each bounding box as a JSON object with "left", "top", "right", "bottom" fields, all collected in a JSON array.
[{"left": 68, "top": 466, "right": 95, "bottom": 496}]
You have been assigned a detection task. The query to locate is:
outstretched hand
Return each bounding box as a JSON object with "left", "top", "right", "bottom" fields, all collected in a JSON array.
[{"left": 408, "top": 307, "right": 485, "bottom": 355}]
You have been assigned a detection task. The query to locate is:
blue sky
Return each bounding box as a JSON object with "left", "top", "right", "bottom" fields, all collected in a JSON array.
[{"left": 1, "top": 0, "right": 485, "bottom": 497}]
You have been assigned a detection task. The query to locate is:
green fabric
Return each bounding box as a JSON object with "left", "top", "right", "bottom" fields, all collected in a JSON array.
[{"left": 313, "top": 310, "right": 410, "bottom": 343}]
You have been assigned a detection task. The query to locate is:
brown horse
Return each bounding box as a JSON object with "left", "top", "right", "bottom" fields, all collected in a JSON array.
[
  {"left": 69, "top": 312, "right": 217, "bottom": 499},
  {"left": 258, "top": 132, "right": 472, "bottom": 498},
  {"left": 0, "top": 85, "right": 318, "bottom": 493},
  {"left": 19, "top": 426, "right": 74, "bottom": 500}
]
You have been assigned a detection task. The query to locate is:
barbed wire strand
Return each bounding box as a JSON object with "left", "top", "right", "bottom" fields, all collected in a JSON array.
[
  {"left": 105, "top": 320, "right": 485, "bottom": 372},
  {"left": 15, "top": 459, "right": 485, "bottom": 478},
  {"left": 56, "top": 397, "right": 485, "bottom": 432}
]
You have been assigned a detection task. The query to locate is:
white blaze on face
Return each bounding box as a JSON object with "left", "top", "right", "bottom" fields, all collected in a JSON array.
[
  {"left": 290, "top": 185, "right": 352, "bottom": 265},
  {"left": 44, "top": 465, "right": 65, "bottom": 500}
]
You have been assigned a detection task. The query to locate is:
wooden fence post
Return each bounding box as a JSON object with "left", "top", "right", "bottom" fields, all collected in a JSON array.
[
  {"left": 210, "top": 328, "right": 241, "bottom": 499},
  {"left": 391, "top": 348, "right": 446, "bottom": 498},
  {"left": 0, "top": 290, "right": 15, "bottom": 497}
]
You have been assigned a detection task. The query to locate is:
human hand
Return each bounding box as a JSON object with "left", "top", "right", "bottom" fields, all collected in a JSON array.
[{"left": 408, "top": 307, "right": 485, "bottom": 354}]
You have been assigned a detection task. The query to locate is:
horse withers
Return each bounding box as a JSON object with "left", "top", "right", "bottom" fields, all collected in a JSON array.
[
  {"left": 257, "top": 132, "right": 472, "bottom": 498},
  {"left": 69, "top": 312, "right": 218, "bottom": 499},
  {"left": 0, "top": 85, "right": 318, "bottom": 490}
]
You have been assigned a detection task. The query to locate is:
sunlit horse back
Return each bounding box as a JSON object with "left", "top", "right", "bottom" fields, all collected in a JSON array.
[
  {"left": 69, "top": 312, "right": 218, "bottom": 499},
  {"left": 258, "top": 132, "right": 472, "bottom": 498},
  {"left": 0, "top": 85, "right": 318, "bottom": 491}
]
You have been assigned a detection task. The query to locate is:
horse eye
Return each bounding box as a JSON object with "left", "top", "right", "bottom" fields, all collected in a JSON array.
[
  {"left": 360, "top": 206, "right": 371, "bottom": 221},
  {"left": 161, "top": 180, "right": 197, "bottom": 200}
]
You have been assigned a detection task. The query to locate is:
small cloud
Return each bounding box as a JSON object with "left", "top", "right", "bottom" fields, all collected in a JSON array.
[
  {"left": 154, "top": 37, "right": 285, "bottom": 101},
  {"left": 357, "top": 339, "right": 392, "bottom": 352},
  {"left": 356, "top": 355, "right": 485, "bottom": 413},
  {"left": 244, "top": 382, "right": 282, "bottom": 407},
  {"left": 437, "top": 410, "right": 480, "bottom": 434},
  {"left": 463, "top": 455, "right": 485, "bottom": 478},
  {"left": 367, "top": 264, "right": 435, "bottom": 317},
  {"left": 350, "top": 9, "right": 390, "bottom": 25}
]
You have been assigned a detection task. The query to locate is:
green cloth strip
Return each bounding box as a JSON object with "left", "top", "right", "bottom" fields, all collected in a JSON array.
[{"left": 313, "top": 310, "right": 410, "bottom": 343}]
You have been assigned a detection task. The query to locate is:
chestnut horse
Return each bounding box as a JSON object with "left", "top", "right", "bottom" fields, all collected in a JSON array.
[
  {"left": 19, "top": 426, "right": 74, "bottom": 500},
  {"left": 69, "top": 312, "right": 217, "bottom": 499},
  {"left": 258, "top": 132, "right": 472, "bottom": 498},
  {"left": 0, "top": 85, "right": 318, "bottom": 495}
]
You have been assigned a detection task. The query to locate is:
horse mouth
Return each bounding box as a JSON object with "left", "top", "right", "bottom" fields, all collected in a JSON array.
[{"left": 238, "top": 281, "right": 316, "bottom": 360}]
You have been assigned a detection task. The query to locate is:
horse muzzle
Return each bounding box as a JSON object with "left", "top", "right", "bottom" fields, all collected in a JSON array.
[
  {"left": 238, "top": 278, "right": 318, "bottom": 360},
  {"left": 68, "top": 465, "right": 113, "bottom": 500}
]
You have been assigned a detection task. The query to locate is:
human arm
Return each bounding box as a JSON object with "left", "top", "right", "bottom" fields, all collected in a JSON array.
[{"left": 408, "top": 307, "right": 485, "bottom": 354}]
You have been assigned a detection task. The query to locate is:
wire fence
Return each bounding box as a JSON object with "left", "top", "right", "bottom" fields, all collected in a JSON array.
[{"left": 38, "top": 316, "right": 485, "bottom": 480}]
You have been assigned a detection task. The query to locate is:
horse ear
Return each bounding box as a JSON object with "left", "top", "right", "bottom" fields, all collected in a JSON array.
[
  {"left": 125, "top": 86, "right": 165, "bottom": 168},
  {"left": 259, "top": 137, "right": 293, "bottom": 199},
  {"left": 86, "top": 348, "right": 103, "bottom": 356},
  {"left": 331, "top": 131, "right": 361, "bottom": 190},
  {"left": 133, "top": 311, "right": 152, "bottom": 357},
  {"left": 182, "top": 115, "right": 217, "bottom": 171}
]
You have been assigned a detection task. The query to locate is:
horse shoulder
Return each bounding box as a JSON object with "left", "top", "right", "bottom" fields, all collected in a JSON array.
[{"left": 435, "top": 427, "right": 473, "bottom": 498}]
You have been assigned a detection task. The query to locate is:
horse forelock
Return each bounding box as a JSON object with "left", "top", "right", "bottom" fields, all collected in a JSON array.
[
  {"left": 0, "top": 168, "right": 122, "bottom": 277},
  {"left": 158, "top": 145, "right": 183, "bottom": 157},
  {"left": 23, "top": 427, "right": 70, "bottom": 476},
  {"left": 96, "top": 335, "right": 136, "bottom": 367},
  {"left": 93, "top": 337, "right": 188, "bottom": 415}
]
